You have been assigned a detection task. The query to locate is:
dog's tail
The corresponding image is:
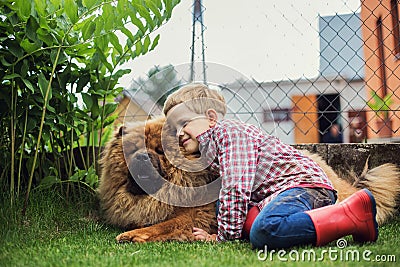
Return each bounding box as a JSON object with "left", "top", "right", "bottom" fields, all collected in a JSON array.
[
  {"left": 303, "top": 151, "right": 400, "bottom": 225},
  {"left": 349, "top": 160, "right": 400, "bottom": 225}
]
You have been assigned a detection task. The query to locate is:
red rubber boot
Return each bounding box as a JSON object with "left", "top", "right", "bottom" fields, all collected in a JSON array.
[
  {"left": 242, "top": 206, "right": 260, "bottom": 239},
  {"left": 305, "top": 189, "right": 378, "bottom": 246}
]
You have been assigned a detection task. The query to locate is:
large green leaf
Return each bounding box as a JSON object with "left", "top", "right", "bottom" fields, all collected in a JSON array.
[
  {"left": 109, "top": 32, "right": 123, "bottom": 55},
  {"left": 82, "top": 19, "right": 96, "bottom": 41},
  {"left": 164, "top": 0, "right": 181, "bottom": 20},
  {"left": 16, "top": 0, "right": 31, "bottom": 20},
  {"left": 94, "top": 34, "right": 109, "bottom": 52},
  {"left": 146, "top": 0, "right": 163, "bottom": 24},
  {"left": 3, "top": 74, "right": 21, "bottom": 80},
  {"left": 26, "top": 16, "right": 40, "bottom": 42},
  {"left": 33, "top": 0, "right": 47, "bottom": 17},
  {"left": 120, "top": 27, "right": 136, "bottom": 47},
  {"left": 135, "top": 39, "right": 142, "bottom": 56},
  {"left": 82, "top": 0, "right": 99, "bottom": 9},
  {"left": 49, "top": 0, "right": 62, "bottom": 10},
  {"left": 21, "top": 60, "right": 29, "bottom": 78},
  {"left": 90, "top": 94, "right": 100, "bottom": 119},
  {"left": 7, "top": 39, "right": 24, "bottom": 58},
  {"left": 129, "top": 10, "right": 146, "bottom": 34},
  {"left": 142, "top": 35, "right": 151, "bottom": 54},
  {"left": 117, "top": 0, "right": 129, "bottom": 15},
  {"left": 38, "top": 73, "right": 49, "bottom": 98},
  {"left": 0, "top": 56, "right": 12, "bottom": 67},
  {"left": 37, "top": 28, "right": 55, "bottom": 46},
  {"left": 82, "top": 92, "right": 93, "bottom": 109},
  {"left": 102, "top": 3, "right": 114, "bottom": 31},
  {"left": 38, "top": 73, "right": 52, "bottom": 106},
  {"left": 85, "top": 166, "right": 99, "bottom": 188},
  {"left": 135, "top": 4, "right": 155, "bottom": 31},
  {"left": 76, "top": 73, "right": 91, "bottom": 93},
  {"left": 153, "top": 0, "right": 163, "bottom": 9},
  {"left": 20, "top": 38, "right": 40, "bottom": 53},
  {"left": 65, "top": 0, "right": 78, "bottom": 24},
  {"left": 103, "top": 103, "right": 117, "bottom": 117},
  {"left": 22, "top": 78, "right": 35, "bottom": 93},
  {"left": 95, "top": 47, "right": 114, "bottom": 72},
  {"left": 150, "top": 34, "right": 160, "bottom": 51},
  {"left": 113, "top": 69, "right": 131, "bottom": 80},
  {"left": 163, "top": 0, "right": 173, "bottom": 20},
  {"left": 94, "top": 16, "right": 104, "bottom": 36}
]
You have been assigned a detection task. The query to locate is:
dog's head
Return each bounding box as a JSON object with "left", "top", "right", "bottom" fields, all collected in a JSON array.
[
  {"left": 116, "top": 117, "right": 219, "bottom": 198},
  {"left": 116, "top": 117, "right": 168, "bottom": 195}
]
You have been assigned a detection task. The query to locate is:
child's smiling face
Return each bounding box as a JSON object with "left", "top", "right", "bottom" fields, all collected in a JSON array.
[{"left": 166, "top": 103, "right": 217, "bottom": 155}]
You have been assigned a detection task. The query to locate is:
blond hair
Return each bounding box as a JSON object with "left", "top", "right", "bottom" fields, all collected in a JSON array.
[{"left": 163, "top": 83, "right": 227, "bottom": 116}]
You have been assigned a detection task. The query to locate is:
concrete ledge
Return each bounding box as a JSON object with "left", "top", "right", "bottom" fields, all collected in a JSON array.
[{"left": 292, "top": 143, "right": 400, "bottom": 178}]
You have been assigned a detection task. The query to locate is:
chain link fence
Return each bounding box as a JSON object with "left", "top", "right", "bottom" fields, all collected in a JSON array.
[{"left": 117, "top": 0, "right": 400, "bottom": 144}]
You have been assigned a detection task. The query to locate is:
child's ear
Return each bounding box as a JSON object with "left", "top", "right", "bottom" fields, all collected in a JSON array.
[{"left": 206, "top": 109, "right": 218, "bottom": 127}]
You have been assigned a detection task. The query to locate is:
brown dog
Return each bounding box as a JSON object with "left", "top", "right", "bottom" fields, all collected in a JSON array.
[
  {"left": 98, "top": 117, "right": 218, "bottom": 242},
  {"left": 98, "top": 117, "right": 400, "bottom": 243}
]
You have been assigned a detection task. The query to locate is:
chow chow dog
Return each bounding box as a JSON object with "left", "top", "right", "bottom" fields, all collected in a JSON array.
[
  {"left": 98, "top": 117, "right": 400, "bottom": 243},
  {"left": 97, "top": 117, "right": 219, "bottom": 242}
]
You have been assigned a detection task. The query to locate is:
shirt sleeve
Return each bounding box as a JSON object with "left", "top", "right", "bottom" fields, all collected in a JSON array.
[{"left": 215, "top": 127, "right": 258, "bottom": 241}]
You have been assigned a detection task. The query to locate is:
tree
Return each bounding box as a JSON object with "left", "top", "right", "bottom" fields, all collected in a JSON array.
[
  {"left": 129, "top": 64, "right": 182, "bottom": 106},
  {"left": 0, "top": 0, "right": 180, "bottom": 210}
]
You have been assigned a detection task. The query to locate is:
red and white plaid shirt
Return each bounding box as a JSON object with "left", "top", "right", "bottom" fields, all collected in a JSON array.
[{"left": 196, "top": 119, "right": 335, "bottom": 242}]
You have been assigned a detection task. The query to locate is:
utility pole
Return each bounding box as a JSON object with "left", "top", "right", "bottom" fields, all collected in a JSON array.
[{"left": 190, "top": 0, "right": 207, "bottom": 83}]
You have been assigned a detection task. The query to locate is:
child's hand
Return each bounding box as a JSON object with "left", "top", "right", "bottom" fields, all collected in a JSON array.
[{"left": 193, "top": 227, "right": 217, "bottom": 242}]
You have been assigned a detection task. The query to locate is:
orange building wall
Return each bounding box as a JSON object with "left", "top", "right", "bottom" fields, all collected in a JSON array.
[
  {"left": 292, "top": 95, "right": 319, "bottom": 143},
  {"left": 360, "top": 0, "right": 400, "bottom": 139}
]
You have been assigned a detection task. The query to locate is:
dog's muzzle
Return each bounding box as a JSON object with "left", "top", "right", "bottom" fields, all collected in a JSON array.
[{"left": 126, "top": 152, "right": 165, "bottom": 195}]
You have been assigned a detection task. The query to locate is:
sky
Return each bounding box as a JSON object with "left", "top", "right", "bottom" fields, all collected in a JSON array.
[{"left": 118, "top": 0, "right": 361, "bottom": 88}]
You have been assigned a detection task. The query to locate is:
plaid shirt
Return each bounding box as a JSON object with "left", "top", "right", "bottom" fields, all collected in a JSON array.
[{"left": 196, "top": 119, "right": 335, "bottom": 242}]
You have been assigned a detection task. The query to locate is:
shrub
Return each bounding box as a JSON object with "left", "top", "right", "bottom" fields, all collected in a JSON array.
[{"left": 0, "top": 0, "right": 180, "bottom": 210}]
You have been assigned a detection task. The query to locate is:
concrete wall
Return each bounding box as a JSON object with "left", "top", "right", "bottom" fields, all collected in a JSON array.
[{"left": 293, "top": 143, "right": 400, "bottom": 181}]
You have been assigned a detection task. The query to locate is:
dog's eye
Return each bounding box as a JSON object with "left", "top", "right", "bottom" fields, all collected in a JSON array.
[{"left": 155, "top": 146, "right": 164, "bottom": 155}]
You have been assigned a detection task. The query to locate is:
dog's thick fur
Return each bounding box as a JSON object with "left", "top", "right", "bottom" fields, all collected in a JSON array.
[
  {"left": 98, "top": 117, "right": 218, "bottom": 242},
  {"left": 304, "top": 151, "right": 400, "bottom": 225},
  {"left": 98, "top": 117, "right": 400, "bottom": 243}
]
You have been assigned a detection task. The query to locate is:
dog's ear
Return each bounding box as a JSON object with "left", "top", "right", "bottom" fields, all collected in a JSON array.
[{"left": 117, "top": 126, "right": 127, "bottom": 137}]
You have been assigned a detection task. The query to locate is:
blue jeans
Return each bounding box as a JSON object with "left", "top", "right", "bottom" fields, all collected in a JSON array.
[{"left": 250, "top": 187, "right": 336, "bottom": 249}]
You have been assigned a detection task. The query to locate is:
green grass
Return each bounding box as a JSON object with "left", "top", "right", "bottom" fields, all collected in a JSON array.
[{"left": 0, "top": 190, "right": 399, "bottom": 267}]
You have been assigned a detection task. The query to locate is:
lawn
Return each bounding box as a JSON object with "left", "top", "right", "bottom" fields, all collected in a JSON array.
[{"left": 0, "top": 190, "right": 398, "bottom": 267}]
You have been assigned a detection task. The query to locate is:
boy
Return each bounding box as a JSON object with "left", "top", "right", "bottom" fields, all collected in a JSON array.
[{"left": 163, "top": 83, "right": 378, "bottom": 248}]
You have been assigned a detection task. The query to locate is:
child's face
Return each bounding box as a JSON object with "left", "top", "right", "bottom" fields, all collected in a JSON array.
[{"left": 166, "top": 103, "right": 216, "bottom": 155}]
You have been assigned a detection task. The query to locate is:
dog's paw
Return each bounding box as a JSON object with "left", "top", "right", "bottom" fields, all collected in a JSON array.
[{"left": 116, "top": 230, "right": 150, "bottom": 243}]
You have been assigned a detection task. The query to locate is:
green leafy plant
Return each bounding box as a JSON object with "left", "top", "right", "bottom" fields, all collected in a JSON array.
[
  {"left": 0, "top": 0, "right": 180, "bottom": 212},
  {"left": 367, "top": 91, "right": 393, "bottom": 120}
]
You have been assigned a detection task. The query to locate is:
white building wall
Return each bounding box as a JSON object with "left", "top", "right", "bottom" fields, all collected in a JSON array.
[{"left": 221, "top": 77, "right": 366, "bottom": 144}]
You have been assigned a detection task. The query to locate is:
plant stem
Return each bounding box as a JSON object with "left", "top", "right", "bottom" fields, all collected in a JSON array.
[
  {"left": 92, "top": 124, "right": 96, "bottom": 171},
  {"left": 86, "top": 122, "right": 90, "bottom": 169},
  {"left": 17, "top": 109, "right": 29, "bottom": 197},
  {"left": 23, "top": 46, "right": 62, "bottom": 216},
  {"left": 10, "top": 75, "right": 16, "bottom": 206}
]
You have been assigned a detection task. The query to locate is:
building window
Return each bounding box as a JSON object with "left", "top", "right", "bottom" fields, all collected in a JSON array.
[
  {"left": 391, "top": 0, "right": 400, "bottom": 59},
  {"left": 263, "top": 108, "right": 291, "bottom": 122},
  {"left": 376, "top": 17, "right": 388, "bottom": 96}
]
